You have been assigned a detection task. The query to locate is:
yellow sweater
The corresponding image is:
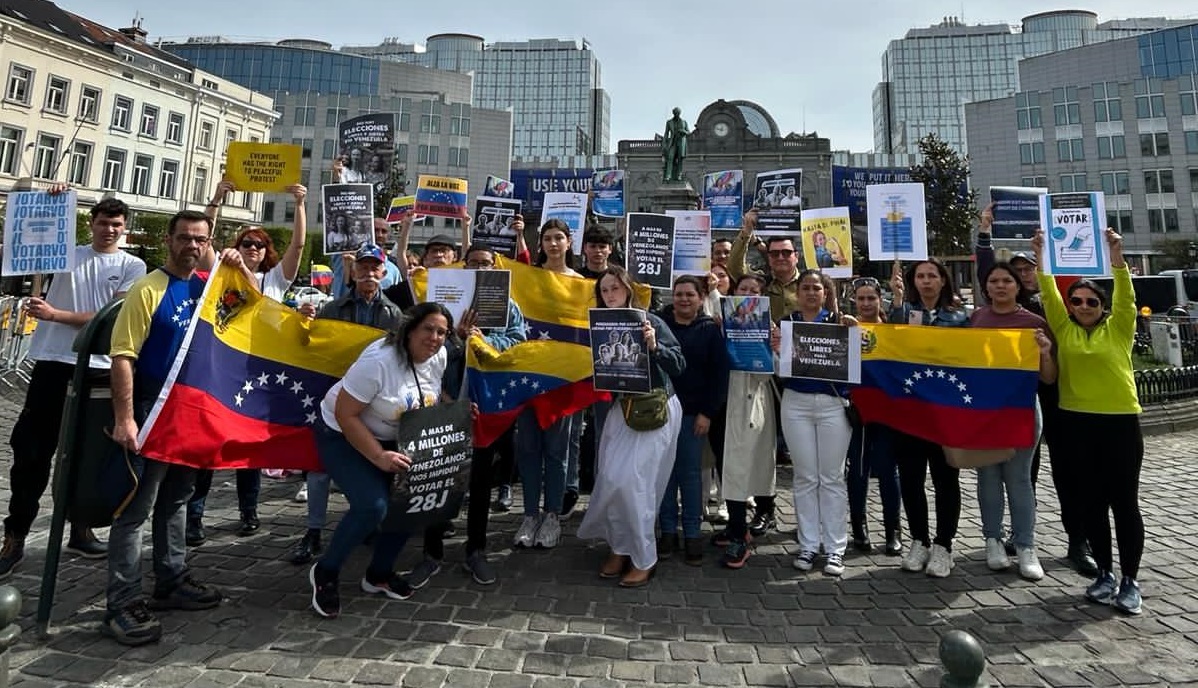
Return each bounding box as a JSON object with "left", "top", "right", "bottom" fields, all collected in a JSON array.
[{"left": 1037, "top": 267, "right": 1141, "bottom": 414}]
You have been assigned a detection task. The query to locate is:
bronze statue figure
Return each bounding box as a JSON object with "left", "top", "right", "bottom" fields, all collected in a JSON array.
[{"left": 661, "top": 107, "right": 690, "bottom": 183}]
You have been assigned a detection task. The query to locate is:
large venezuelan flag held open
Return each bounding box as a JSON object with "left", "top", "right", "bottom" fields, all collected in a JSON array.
[
  {"left": 138, "top": 264, "right": 384, "bottom": 470},
  {"left": 850, "top": 324, "right": 1040, "bottom": 449}
]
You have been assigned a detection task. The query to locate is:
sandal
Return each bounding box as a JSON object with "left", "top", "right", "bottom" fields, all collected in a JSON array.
[
  {"left": 599, "top": 554, "right": 630, "bottom": 579},
  {"left": 618, "top": 566, "right": 656, "bottom": 588}
]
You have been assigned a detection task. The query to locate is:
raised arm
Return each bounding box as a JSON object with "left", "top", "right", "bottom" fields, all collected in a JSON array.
[
  {"left": 200, "top": 179, "right": 236, "bottom": 271},
  {"left": 1031, "top": 229, "right": 1069, "bottom": 333},
  {"left": 278, "top": 184, "right": 307, "bottom": 282},
  {"left": 728, "top": 209, "right": 760, "bottom": 280},
  {"left": 1106, "top": 229, "right": 1135, "bottom": 340},
  {"left": 975, "top": 203, "right": 995, "bottom": 305}
]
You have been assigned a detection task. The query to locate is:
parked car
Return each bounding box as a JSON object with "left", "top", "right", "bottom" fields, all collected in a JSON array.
[{"left": 292, "top": 286, "right": 333, "bottom": 309}]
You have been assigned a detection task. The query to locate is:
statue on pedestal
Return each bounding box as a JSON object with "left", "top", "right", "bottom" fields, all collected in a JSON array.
[{"left": 661, "top": 107, "right": 690, "bottom": 183}]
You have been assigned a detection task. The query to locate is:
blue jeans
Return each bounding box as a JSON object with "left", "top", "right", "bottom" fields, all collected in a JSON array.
[
  {"left": 660, "top": 414, "right": 703, "bottom": 539},
  {"left": 313, "top": 422, "right": 409, "bottom": 575},
  {"left": 846, "top": 424, "right": 901, "bottom": 528},
  {"left": 306, "top": 471, "right": 332, "bottom": 530},
  {"left": 187, "top": 468, "right": 261, "bottom": 521},
  {"left": 515, "top": 409, "right": 572, "bottom": 516},
  {"left": 977, "top": 401, "right": 1043, "bottom": 549},
  {"left": 565, "top": 410, "right": 584, "bottom": 494}
]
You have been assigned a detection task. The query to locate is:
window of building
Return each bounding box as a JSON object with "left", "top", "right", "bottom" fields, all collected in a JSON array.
[
  {"left": 1019, "top": 142, "right": 1045, "bottom": 164},
  {"left": 1015, "top": 91, "right": 1042, "bottom": 130},
  {"left": 1191, "top": 168, "right": 1198, "bottom": 192},
  {"left": 1056, "top": 138, "right": 1084, "bottom": 162},
  {"left": 1144, "top": 169, "right": 1175, "bottom": 194},
  {"left": 5, "top": 64, "right": 33, "bottom": 104},
  {"left": 1181, "top": 75, "right": 1198, "bottom": 116},
  {"left": 1148, "top": 208, "right": 1180, "bottom": 233},
  {"left": 448, "top": 147, "right": 468, "bottom": 167},
  {"left": 291, "top": 138, "right": 312, "bottom": 159},
  {"left": 159, "top": 160, "right": 179, "bottom": 198},
  {"left": 1140, "top": 132, "right": 1170, "bottom": 156},
  {"left": 399, "top": 112, "right": 411, "bottom": 131},
  {"left": 1134, "top": 78, "right": 1165, "bottom": 118},
  {"left": 1185, "top": 131, "right": 1198, "bottom": 154},
  {"left": 66, "top": 141, "right": 91, "bottom": 185},
  {"left": 44, "top": 75, "right": 69, "bottom": 114},
  {"left": 101, "top": 148, "right": 126, "bottom": 190},
  {"left": 1107, "top": 209, "right": 1134, "bottom": 234},
  {"left": 0, "top": 126, "right": 21, "bottom": 175},
  {"left": 284, "top": 201, "right": 296, "bottom": 223},
  {"left": 140, "top": 105, "right": 158, "bottom": 138},
  {"left": 419, "top": 114, "right": 441, "bottom": 134},
  {"left": 111, "top": 96, "right": 132, "bottom": 131},
  {"left": 396, "top": 143, "right": 408, "bottom": 163},
  {"left": 1097, "top": 135, "right": 1126, "bottom": 159},
  {"left": 192, "top": 167, "right": 209, "bottom": 204},
  {"left": 1059, "top": 173, "right": 1087, "bottom": 192},
  {"left": 293, "top": 106, "right": 315, "bottom": 126},
  {"left": 198, "top": 120, "right": 215, "bottom": 150},
  {"left": 32, "top": 133, "right": 61, "bottom": 179},
  {"left": 1020, "top": 176, "right": 1047, "bottom": 187},
  {"left": 225, "top": 128, "right": 238, "bottom": 154},
  {"left": 78, "top": 85, "right": 100, "bottom": 122},
  {"left": 417, "top": 145, "right": 439, "bottom": 165},
  {"left": 263, "top": 201, "right": 275, "bottom": 222},
  {"left": 1052, "top": 86, "right": 1080, "bottom": 126},
  {"left": 450, "top": 115, "right": 471, "bottom": 136},
  {"left": 166, "top": 112, "right": 184, "bottom": 144},
  {"left": 1092, "top": 81, "right": 1122, "bottom": 122},
  {"left": 321, "top": 139, "right": 335, "bottom": 160},
  {"left": 131, "top": 154, "right": 153, "bottom": 195},
  {"left": 325, "top": 108, "right": 347, "bottom": 127},
  {"left": 1100, "top": 171, "right": 1131, "bottom": 196}
]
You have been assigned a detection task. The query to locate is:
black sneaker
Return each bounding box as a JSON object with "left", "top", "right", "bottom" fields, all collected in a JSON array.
[
  {"left": 238, "top": 511, "right": 260, "bottom": 536},
  {"left": 66, "top": 527, "right": 107, "bottom": 559},
  {"left": 309, "top": 563, "right": 341, "bottom": 617},
  {"left": 101, "top": 600, "right": 162, "bottom": 646},
  {"left": 657, "top": 533, "right": 679, "bottom": 560},
  {"left": 361, "top": 569, "right": 414, "bottom": 601},
  {"left": 463, "top": 551, "right": 498, "bottom": 585},
  {"left": 149, "top": 576, "right": 222, "bottom": 611},
  {"left": 748, "top": 512, "right": 776, "bottom": 538},
  {"left": 1066, "top": 540, "right": 1099, "bottom": 578},
  {"left": 494, "top": 484, "right": 513, "bottom": 512},
  {"left": 289, "top": 529, "right": 322, "bottom": 565},
  {"left": 561, "top": 489, "right": 580, "bottom": 518},
  {"left": 0, "top": 533, "right": 25, "bottom": 580},
  {"left": 185, "top": 519, "right": 205, "bottom": 547},
  {"left": 884, "top": 526, "right": 904, "bottom": 556},
  {"left": 683, "top": 537, "right": 703, "bottom": 567}
]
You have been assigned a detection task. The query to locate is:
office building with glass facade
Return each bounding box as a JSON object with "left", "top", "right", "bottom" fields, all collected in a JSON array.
[
  {"left": 966, "top": 23, "right": 1198, "bottom": 263},
  {"left": 874, "top": 11, "right": 1193, "bottom": 155},
  {"left": 342, "top": 34, "right": 610, "bottom": 159}
]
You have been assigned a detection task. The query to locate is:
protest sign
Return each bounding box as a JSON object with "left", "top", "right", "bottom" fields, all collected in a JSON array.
[
  {"left": 385, "top": 195, "right": 419, "bottom": 224},
  {"left": 415, "top": 175, "right": 468, "bottom": 219},
  {"left": 224, "top": 142, "right": 301, "bottom": 193},
  {"left": 666, "top": 210, "right": 711, "bottom": 277},
  {"left": 472, "top": 197, "right": 523, "bottom": 257},
  {"left": 800, "top": 207, "right": 853, "bottom": 278},
  {"left": 321, "top": 184, "right": 374, "bottom": 254},
  {"left": 1039, "top": 192, "right": 1109, "bottom": 276},
  {"left": 703, "top": 170, "right": 743, "bottom": 229},
  {"left": 779, "top": 321, "right": 861, "bottom": 383},
  {"left": 625, "top": 213, "right": 676, "bottom": 290},
  {"left": 542, "top": 192, "right": 588, "bottom": 249},
  {"left": 485, "top": 175, "right": 514, "bottom": 199},
  {"left": 382, "top": 400, "right": 473, "bottom": 533},
  {"left": 990, "top": 186, "right": 1047, "bottom": 240},
  {"left": 2, "top": 190, "right": 77, "bottom": 276},
  {"left": 591, "top": 169, "right": 625, "bottom": 218},
  {"left": 426, "top": 268, "right": 511, "bottom": 329},
  {"left": 589, "top": 308, "right": 651, "bottom": 394},
  {"left": 720, "top": 296, "right": 773, "bottom": 374},
  {"left": 751, "top": 168, "right": 803, "bottom": 235},
  {"left": 866, "top": 183, "right": 928, "bottom": 261},
  {"left": 338, "top": 114, "right": 395, "bottom": 195}
]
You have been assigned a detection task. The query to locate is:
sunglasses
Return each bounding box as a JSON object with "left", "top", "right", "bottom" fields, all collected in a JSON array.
[
  {"left": 767, "top": 249, "right": 795, "bottom": 258},
  {"left": 1069, "top": 296, "right": 1101, "bottom": 308},
  {"left": 852, "top": 277, "right": 880, "bottom": 290},
  {"left": 240, "top": 240, "right": 267, "bottom": 250}
]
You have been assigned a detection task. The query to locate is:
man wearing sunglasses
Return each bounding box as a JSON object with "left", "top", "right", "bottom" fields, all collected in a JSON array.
[{"left": 729, "top": 209, "right": 802, "bottom": 322}]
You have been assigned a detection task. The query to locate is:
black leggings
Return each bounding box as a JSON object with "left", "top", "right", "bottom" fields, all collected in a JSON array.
[
  {"left": 894, "top": 431, "right": 960, "bottom": 550},
  {"left": 424, "top": 427, "right": 515, "bottom": 558},
  {"left": 1058, "top": 410, "right": 1144, "bottom": 579}
]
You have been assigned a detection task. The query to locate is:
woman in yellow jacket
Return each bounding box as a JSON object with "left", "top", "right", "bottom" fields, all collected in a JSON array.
[{"left": 1032, "top": 227, "right": 1143, "bottom": 615}]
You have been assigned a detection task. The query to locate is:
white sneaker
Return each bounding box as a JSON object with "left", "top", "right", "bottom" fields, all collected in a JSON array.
[
  {"left": 925, "top": 544, "right": 954, "bottom": 578},
  {"left": 986, "top": 537, "right": 1011, "bottom": 571},
  {"left": 294, "top": 483, "right": 308, "bottom": 503},
  {"left": 901, "top": 541, "right": 930, "bottom": 572},
  {"left": 792, "top": 550, "right": 818, "bottom": 571},
  {"left": 716, "top": 504, "right": 729, "bottom": 522},
  {"left": 514, "top": 515, "right": 540, "bottom": 548},
  {"left": 1017, "top": 547, "right": 1044, "bottom": 581},
  {"left": 823, "top": 552, "right": 845, "bottom": 577},
  {"left": 533, "top": 512, "right": 561, "bottom": 548}
]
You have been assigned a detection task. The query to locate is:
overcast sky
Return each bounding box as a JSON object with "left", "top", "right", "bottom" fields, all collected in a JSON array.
[{"left": 59, "top": 1, "right": 1198, "bottom": 153}]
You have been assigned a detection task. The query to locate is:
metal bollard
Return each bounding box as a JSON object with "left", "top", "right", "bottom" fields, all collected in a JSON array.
[
  {"left": 939, "top": 629, "right": 987, "bottom": 688},
  {"left": 0, "top": 585, "right": 21, "bottom": 688}
]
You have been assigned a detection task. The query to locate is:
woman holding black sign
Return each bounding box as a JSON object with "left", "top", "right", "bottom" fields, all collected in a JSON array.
[
  {"left": 578, "top": 266, "right": 685, "bottom": 588},
  {"left": 307, "top": 303, "right": 455, "bottom": 618}
]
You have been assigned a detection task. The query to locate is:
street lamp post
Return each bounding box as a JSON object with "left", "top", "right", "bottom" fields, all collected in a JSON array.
[{"left": 1188, "top": 242, "right": 1198, "bottom": 268}]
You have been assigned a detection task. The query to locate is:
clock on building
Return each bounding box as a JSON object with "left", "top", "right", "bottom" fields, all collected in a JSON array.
[{"left": 713, "top": 122, "right": 729, "bottom": 138}]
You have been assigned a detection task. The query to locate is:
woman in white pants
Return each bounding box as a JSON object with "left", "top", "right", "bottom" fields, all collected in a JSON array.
[{"left": 772, "top": 269, "right": 857, "bottom": 576}]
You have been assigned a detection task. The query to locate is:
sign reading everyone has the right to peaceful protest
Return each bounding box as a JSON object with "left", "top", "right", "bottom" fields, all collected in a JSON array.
[
  {"left": 3, "top": 190, "right": 77, "bottom": 276},
  {"left": 224, "top": 142, "right": 302, "bottom": 193}
]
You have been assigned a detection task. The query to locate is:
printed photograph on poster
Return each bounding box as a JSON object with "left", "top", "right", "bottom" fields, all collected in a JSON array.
[
  {"left": 800, "top": 207, "right": 853, "bottom": 278},
  {"left": 779, "top": 321, "right": 861, "bottom": 383},
  {"left": 720, "top": 296, "right": 773, "bottom": 374},
  {"left": 591, "top": 169, "right": 625, "bottom": 218},
  {"left": 703, "top": 170, "right": 743, "bottom": 229},
  {"left": 321, "top": 184, "right": 374, "bottom": 254},
  {"left": 2, "top": 190, "right": 77, "bottom": 276},
  {"left": 589, "top": 308, "right": 652, "bottom": 394},
  {"left": 625, "top": 213, "right": 676, "bottom": 290},
  {"left": 866, "top": 182, "right": 928, "bottom": 261},
  {"left": 425, "top": 268, "right": 512, "bottom": 330},
  {"left": 1039, "top": 192, "right": 1109, "bottom": 277},
  {"left": 484, "top": 175, "right": 514, "bottom": 199},
  {"left": 666, "top": 210, "right": 711, "bottom": 277},
  {"left": 472, "top": 197, "right": 523, "bottom": 257},
  {"left": 338, "top": 113, "right": 395, "bottom": 194},
  {"left": 224, "top": 142, "right": 302, "bottom": 193},
  {"left": 414, "top": 175, "right": 468, "bottom": 219},
  {"left": 541, "top": 192, "right": 588, "bottom": 249},
  {"left": 381, "top": 400, "right": 473, "bottom": 534},
  {"left": 990, "top": 186, "right": 1047, "bottom": 240},
  {"left": 751, "top": 168, "right": 803, "bottom": 235}
]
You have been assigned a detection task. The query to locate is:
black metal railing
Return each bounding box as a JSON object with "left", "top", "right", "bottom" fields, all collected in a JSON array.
[{"left": 1136, "top": 365, "right": 1198, "bottom": 405}]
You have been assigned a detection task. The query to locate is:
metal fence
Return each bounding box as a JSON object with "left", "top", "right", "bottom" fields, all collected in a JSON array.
[{"left": 1135, "top": 365, "right": 1198, "bottom": 405}]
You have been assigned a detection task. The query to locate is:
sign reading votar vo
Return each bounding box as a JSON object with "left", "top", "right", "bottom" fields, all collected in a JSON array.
[{"left": 3, "top": 190, "right": 77, "bottom": 276}]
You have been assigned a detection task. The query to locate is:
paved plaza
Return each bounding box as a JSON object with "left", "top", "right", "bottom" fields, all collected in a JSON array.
[{"left": 0, "top": 392, "right": 1197, "bottom": 687}]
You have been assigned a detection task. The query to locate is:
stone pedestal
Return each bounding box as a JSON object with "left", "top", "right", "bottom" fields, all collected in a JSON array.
[{"left": 649, "top": 181, "right": 700, "bottom": 214}]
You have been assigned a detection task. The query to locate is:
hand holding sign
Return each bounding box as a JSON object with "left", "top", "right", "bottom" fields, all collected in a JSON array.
[{"left": 374, "top": 450, "right": 412, "bottom": 473}]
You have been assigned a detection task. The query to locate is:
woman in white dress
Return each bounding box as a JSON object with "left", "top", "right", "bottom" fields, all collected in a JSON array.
[{"left": 577, "top": 266, "right": 685, "bottom": 588}]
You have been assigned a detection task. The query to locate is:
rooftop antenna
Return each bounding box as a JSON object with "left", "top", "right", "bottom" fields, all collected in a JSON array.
[{"left": 132, "top": 12, "right": 142, "bottom": 29}]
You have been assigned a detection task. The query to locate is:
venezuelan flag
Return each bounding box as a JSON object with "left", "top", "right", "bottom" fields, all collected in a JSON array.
[
  {"left": 850, "top": 324, "right": 1040, "bottom": 449},
  {"left": 138, "top": 264, "right": 384, "bottom": 470},
  {"left": 310, "top": 264, "right": 332, "bottom": 287},
  {"left": 415, "top": 174, "right": 468, "bottom": 218}
]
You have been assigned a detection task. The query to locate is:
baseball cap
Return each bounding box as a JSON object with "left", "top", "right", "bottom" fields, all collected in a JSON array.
[
  {"left": 1010, "top": 251, "right": 1037, "bottom": 266},
  {"left": 354, "top": 244, "right": 386, "bottom": 263},
  {"left": 425, "top": 234, "right": 457, "bottom": 250}
]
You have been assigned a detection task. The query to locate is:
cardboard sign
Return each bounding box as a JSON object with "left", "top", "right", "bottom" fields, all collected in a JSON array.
[{"left": 225, "top": 142, "right": 302, "bottom": 193}]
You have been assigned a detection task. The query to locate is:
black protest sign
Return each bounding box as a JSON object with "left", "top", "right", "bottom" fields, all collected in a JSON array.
[
  {"left": 625, "top": 213, "right": 675, "bottom": 289},
  {"left": 382, "top": 400, "right": 473, "bottom": 533},
  {"left": 589, "top": 308, "right": 652, "bottom": 394}
]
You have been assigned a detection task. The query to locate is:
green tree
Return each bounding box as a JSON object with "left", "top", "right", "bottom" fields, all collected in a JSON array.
[
  {"left": 1151, "top": 238, "right": 1196, "bottom": 271},
  {"left": 126, "top": 212, "right": 172, "bottom": 270},
  {"left": 909, "top": 133, "right": 978, "bottom": 257}
]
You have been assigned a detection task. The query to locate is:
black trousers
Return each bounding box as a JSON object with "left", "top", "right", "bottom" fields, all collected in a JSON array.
[
  {"left": 1058, "top": 410, "right": 1144, "bottom": 579},
  {"left": 424, "top": 426, "right": 514, "bottom": 558},
  {"left": 1035, "top": 385, "right": 1087, "bottom": 543},
  {"left": 894, "top": 431, "right": 960, "bottom": 550}
]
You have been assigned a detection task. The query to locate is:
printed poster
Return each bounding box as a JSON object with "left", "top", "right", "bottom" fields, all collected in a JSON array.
[
  {"left": 779, "top": 321, "right": 861, "bottom": 383},
  {"left": 338, "top": 114, "right": 395, "bottom": 195},
  {"left": 542, "top": 192, "right": 588, "bottom": 250},
  {"left": 425, "top": 268, "right": 512, "bottom": 330},
  {"left": 321, "top": 184, "right": 375, "bottom": 254},
  {"left": 589, "top": 308, "right": 651, "bottom": 394},
  {"left": 1039, "top": 192, "right": 1109, "bottom": 277},
  {"left": 484, "top": 174, "right": 515, "bottom": 199},
  {"left": 472, "top": 197, "right": 523, "bottom": 258},
  {"left": 990, "top": 186, "right": 1047, "bottom": 240},
  {"left": 591, "top": 169, "right": 625, "bottom": 218},
  {"left": 800, "top": 207, "right": 853, "bottom": 278},
  {"left": 866, "top": 183, "right": 928, "bottom": 261},
  {"left": 703, "top": 170, "right": 743, "bottom": 229},
  {"left": 625, "top": 213, "right": 676, "bottom": 290},
  {"left": 666, "top": 210, "right": 711, "bottom": 277},
  {"left": 414, "top": 175, "right": 468, "bottom": 219},
  {"left": 385, "top": 195, "right": 421, "bottom": 224},
  {"left": 720, "top": 296, "right": 773, "bottom": 374},
  {"left": 2, "top": 190, "right": 77, "bottom": 275},
  {"left": 382, "top": 400, "right": 473, "bottom": 533},
  {"left": 751, "top": 168, "right": 803, "bottom": 235},
  {"left": 224, "top": 142, "right": 302, "bottom": 193}
]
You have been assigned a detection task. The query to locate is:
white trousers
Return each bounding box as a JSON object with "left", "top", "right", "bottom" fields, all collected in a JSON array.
[{"left": 780, "top": 389, "right": 853, "bottom": 556}]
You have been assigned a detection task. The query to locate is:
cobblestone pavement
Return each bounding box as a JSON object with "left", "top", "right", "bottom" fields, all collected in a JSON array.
[{"left": 1, "top": 390, "right": 1197, "bottom": 687}]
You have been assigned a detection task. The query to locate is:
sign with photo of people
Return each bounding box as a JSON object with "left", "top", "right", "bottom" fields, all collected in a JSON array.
[
  {"left": 751, "top": 168, "right": 803, "bottom": 235},
  {"left": 589, "top": 308, "right": 652, "bottom": 394},
  {"left": 337, "top": 114, "right": 395, "bottom": 195},
  {"left": 321, "top": 184, "right": 374, "bottom": 254}
]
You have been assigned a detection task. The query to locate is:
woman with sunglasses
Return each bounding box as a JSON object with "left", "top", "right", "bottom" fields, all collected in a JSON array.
[{"left": 1032, "top": 228, "right": 1144, "bottom": 615}]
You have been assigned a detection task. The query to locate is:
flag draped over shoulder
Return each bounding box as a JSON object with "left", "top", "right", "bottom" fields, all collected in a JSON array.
[
  {"left": 850, "top": 324, "right": 1040, "bottom": 449},
  {"left": 138, "top": 264, "right": 384, "bottom": 470}
]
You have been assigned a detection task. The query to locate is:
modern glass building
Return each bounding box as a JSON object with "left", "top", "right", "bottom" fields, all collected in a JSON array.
[
  {"left": 343, "top": 35, "right": 610, "bottom": 159},
  {"left": 873, "top": 11, "right": 1194, "bottom": 154}
]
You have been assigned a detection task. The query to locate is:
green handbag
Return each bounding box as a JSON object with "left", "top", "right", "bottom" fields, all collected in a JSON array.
[{"left": 620, "top": 389, "right": 670, "bottom": 431}]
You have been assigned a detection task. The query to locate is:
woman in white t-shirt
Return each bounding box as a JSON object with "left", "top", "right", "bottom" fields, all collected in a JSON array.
[{"left": 307, "top": 302, "right": 454, "bottom": 618}]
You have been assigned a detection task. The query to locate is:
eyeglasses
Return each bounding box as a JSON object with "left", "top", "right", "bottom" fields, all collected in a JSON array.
[
  {"left": 767, "top": 249, "right": 795, "bottom": 258},
  {"left": 176, "top": 235, "right": 210, "bottom": 245},
  {"left": 239, "top": 240, "right": 267, "bottom": 250},
  {"left": 1069, "top": 296, "right": 1101, "bottom": 308},
  {"left": 465, "top": 260, "right": 494, "bottom": 269}
]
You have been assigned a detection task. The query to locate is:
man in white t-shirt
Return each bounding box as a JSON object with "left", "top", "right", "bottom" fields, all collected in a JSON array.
[{"left": 0, "top": 190, "right": 146, "bottom": 580}]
